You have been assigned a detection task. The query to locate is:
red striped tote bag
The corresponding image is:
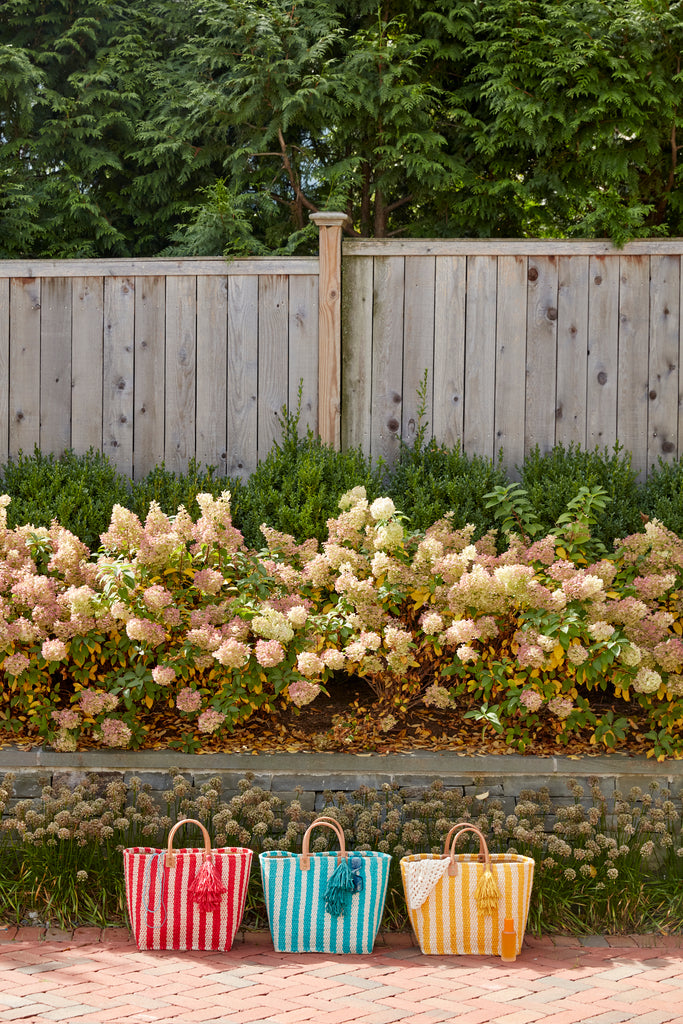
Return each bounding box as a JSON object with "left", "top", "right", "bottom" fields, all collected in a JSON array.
[{"left": 124, "top": 818, "right": 252, "bottom": 951}]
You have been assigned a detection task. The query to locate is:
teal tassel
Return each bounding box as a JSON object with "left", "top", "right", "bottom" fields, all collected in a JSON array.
[{"left": 323, "top": 858, "right": 355, "bottom": 916}]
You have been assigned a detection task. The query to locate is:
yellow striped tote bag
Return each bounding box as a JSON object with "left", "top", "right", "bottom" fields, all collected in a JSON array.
[{"left": 400, "top": 822, "right": 534, "bottom": 956}]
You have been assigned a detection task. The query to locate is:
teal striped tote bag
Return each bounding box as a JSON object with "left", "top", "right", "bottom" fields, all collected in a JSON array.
[{"left": 259, "top": 816, "right": 391, "bottom": 953}]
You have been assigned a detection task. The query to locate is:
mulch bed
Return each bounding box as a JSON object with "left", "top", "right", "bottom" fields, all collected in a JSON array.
[{"left": 5, "top": 675, "right": 653, "bottom": 758}]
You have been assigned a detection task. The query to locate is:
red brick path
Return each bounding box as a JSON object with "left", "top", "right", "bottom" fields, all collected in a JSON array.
[{"left": 0, "top": 927, "right": 682, "bottom": 1024}]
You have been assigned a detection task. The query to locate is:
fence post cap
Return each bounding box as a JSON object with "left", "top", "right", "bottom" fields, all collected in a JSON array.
[{"left": 309, "top": 211, "right": 351, "bottom": 228}]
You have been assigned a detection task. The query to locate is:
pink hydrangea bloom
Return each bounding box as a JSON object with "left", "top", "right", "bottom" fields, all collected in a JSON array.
[
  {"left": 197, "top": 709, "right": 226, "bottom": 734},
  {"left": 214, "top": 639, "right": 250, "bottom": 669},
  {"left": 152, "top": 665, "right": 176, "bottom": 686},
  {"left": 193, "top": 568, "right": 224, "bottom": 596},
  {"left": 3, "top": 652, "right": 30, "bottom": 676},
  {"left": 79, "top": 690, "right": 119, "bottom": 716},
  {"left": 51, "top": 708, "right": 80, "bottom": 729},
  {"left": 176, "top": 688, "right": 202, "bottom": 713},
  {"left": 296, "top": 652, "right": 324, "bottom": 678},
  {"left": 42, "top": 639, "right": 68, "bottom": 662},
  {"left": 255, "top": 639, "right": 285, "bottom": 668},
  {"left": 321, "top": 648, "right": 345, "bottom": 670},
  {"left": 547, "top": 696, "right": 574, "bottom": 719},
  {"left": 423, "top": 684, "right": 452, "bottom": 709},
  {"left": 288, "top": 680, "right": 321, "bottom": 707},
  {"left": 126, "top": 618, "right": 166, "bottom": 647},
  {"left": 142, "top": 585, "right": 173, "bottom": 611},
  {"left": 99, "top": 717, "right": 132, "bottom": 748},
  {"left": 566, "top": 643, "right": 589, "bottom": 666},
  {"left": 519, "top": 689, "right": 543, "bottom": 713}
]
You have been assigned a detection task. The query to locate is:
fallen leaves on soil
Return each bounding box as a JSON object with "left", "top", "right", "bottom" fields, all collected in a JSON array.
[{"left": 9, "top": 677, "right": 655, "bottom": 758}]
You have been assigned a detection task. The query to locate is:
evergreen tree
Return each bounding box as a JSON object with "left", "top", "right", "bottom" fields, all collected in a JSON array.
[{"left": 1, "top": 0, "right": 682, "bottom": 255}]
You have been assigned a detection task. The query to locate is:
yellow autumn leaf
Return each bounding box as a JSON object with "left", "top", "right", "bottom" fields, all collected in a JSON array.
[
  {"left": 674, "top": 620, "right": 683, "bottom": 636},
  {"left": 144, "top": 694, "right": 154, "bottom": 709},
  {"left": 556, "top": 546, "right": 568, "bottom": 559}
]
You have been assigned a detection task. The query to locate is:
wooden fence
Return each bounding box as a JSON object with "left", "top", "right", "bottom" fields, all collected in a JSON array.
[
  {"left": 0, "top": 257, "right": 323, "bottom": 480},
  {"left": 342, "top": 238, "right": 683, "bottom": 480},
  {"left": 1, "top": 227, "right": 683, "bottom": 481}
]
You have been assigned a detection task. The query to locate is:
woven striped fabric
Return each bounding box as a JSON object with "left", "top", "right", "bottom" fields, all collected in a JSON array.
[
  {"left": 400, "top": 852, "right": 534, "bottom": 955},
  {"left": 124, "top": 845, "right": 252, "bottom": 951},
  {"left": 259, "top": 849, "right": 391, "bottom": 953}
]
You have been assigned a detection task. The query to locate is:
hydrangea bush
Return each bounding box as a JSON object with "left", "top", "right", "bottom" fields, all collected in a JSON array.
[{"left": 1, "top": 485, "right": 683, "bottom": 758}]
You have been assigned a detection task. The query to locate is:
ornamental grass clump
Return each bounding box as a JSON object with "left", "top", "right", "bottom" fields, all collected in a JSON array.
[{"left": 0, "top": 772, "right": 171, "bottom": 928}]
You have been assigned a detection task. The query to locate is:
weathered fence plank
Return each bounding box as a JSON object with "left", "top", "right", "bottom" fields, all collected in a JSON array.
[
  {"left": 555, "top": 256, "right": 588, "bottom": 450},
  {"left": 164, "top": 276, "right": 197, "bottom": 475},
  {"left": 587, "top": 255, "right": 620, "bottom": 451},
  {"left": 133, "top": 275, "right": 165, "bottom": 480},
  {"left": 196, "top": 274, "right": 228, "bottom": 474},
  {"left": 9, "top": 278, "right": 41, "bottom": 456},
  {"left": 648, "top": 255, "right": 680, "bottom": 470},
  {"left": 288, "top": 274, "right": 319, "bottom": 436},
  {"left": 257, "top": 275, "right": 289, "bottom": 462},
  {"left": 371, "top": 256, "right": 405, "bottom": 467},
  {"left": 402, "top": 256, "right": 436, "bottom": 444},
  {"left": 617, "top": 256, "right": 650, "bottom": 480},
  {"left": 0, "top": 278, "right": 8, "bottom": 462},
  {"left": 525, "top": 256, "right": 559, "bottom": 458},
  {"left": 341, "top": 255, "right": 374, "bottom": 454},
  {"left": 72, "top": 277, "right": 104, "bottom": 456},
  {"left": 227, "top": 275, "right": 259, "bottom": 479},
  {"left": 432, "top": 256, "right": 466, "bottom": 451},
  {"left": 464, "top": 256, "right": 498, "bottom": 459},
  {"left": 40, "top": 277, "right": 72, "bottom": 456},
  {"left": 494, "top": 255, "right": 528, "bottom": 473},
  {"left": 103, "top": 277, "right": 135, "bottom": 475}
]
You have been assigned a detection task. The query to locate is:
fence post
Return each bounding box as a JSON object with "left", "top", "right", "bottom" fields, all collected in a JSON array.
[{"left": 310, "top": 211, "right": 348, "bottom": 448}]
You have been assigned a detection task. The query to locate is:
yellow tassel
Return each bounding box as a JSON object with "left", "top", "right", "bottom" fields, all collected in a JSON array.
[{"left": 474, "top": 868, "right": 500, "bottom": 916}]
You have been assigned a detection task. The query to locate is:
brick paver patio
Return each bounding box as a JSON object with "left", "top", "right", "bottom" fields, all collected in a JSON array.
[{"left": 0, "top": 927, "right": 682, "bottom": 1024}]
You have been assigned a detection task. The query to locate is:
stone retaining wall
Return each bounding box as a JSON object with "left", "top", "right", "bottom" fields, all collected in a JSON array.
[{"left": 1, "top": 748, "right": 680, "bottom": 818}]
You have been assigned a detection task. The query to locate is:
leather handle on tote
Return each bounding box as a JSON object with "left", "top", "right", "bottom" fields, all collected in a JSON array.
[
  {"left": 300, "top": 818, "right": 346, "bottom": 871},
  {"left": 165, "top": 818, "right": 212, "bottom": 868},
  {"left": 443, "top": 823, "right": 490, "bottom": 877}
]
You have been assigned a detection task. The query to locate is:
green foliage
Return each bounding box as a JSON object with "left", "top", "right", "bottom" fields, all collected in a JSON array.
[
  {"left": 641, "top": 457, "right": 683, "bottom": 537},
  {"left": 384, "top": 370, "right": 506, "bottom": 536},
  {"left": 3, "top": 0, "right": 683, "bottom": 255},
  {"left": 518, "top": 443, "right": 643, "bottom": 552},
  {"left": 233, "top": 405, "right": 381, "bottom": 549},
  {"left": 484, "top": 483, "right": 545, "bottom": 544},
  {"left": 0, "top": 447, "right": 130, "bottom": 551},
  {"left": 485, "top": 481, "right": 614, "bottom": 560},
  {"left": 387, "top": 439, "right": 506, "bottom": 537},
  {"left": 0, "top": 0, "right": 220, "bottom": 257}
]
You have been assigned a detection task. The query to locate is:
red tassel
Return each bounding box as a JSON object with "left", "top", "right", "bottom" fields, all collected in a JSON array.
[{"left": 188, "top": 858, "right": 227, "bottom": 912}]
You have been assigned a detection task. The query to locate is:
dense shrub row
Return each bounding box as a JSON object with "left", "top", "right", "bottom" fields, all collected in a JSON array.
[
  {"left": 1, "top": 772, "right": 682, "bottom": 936},
  {"left": 6, "top": 408, "right": 683, "bottom": 552}
]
